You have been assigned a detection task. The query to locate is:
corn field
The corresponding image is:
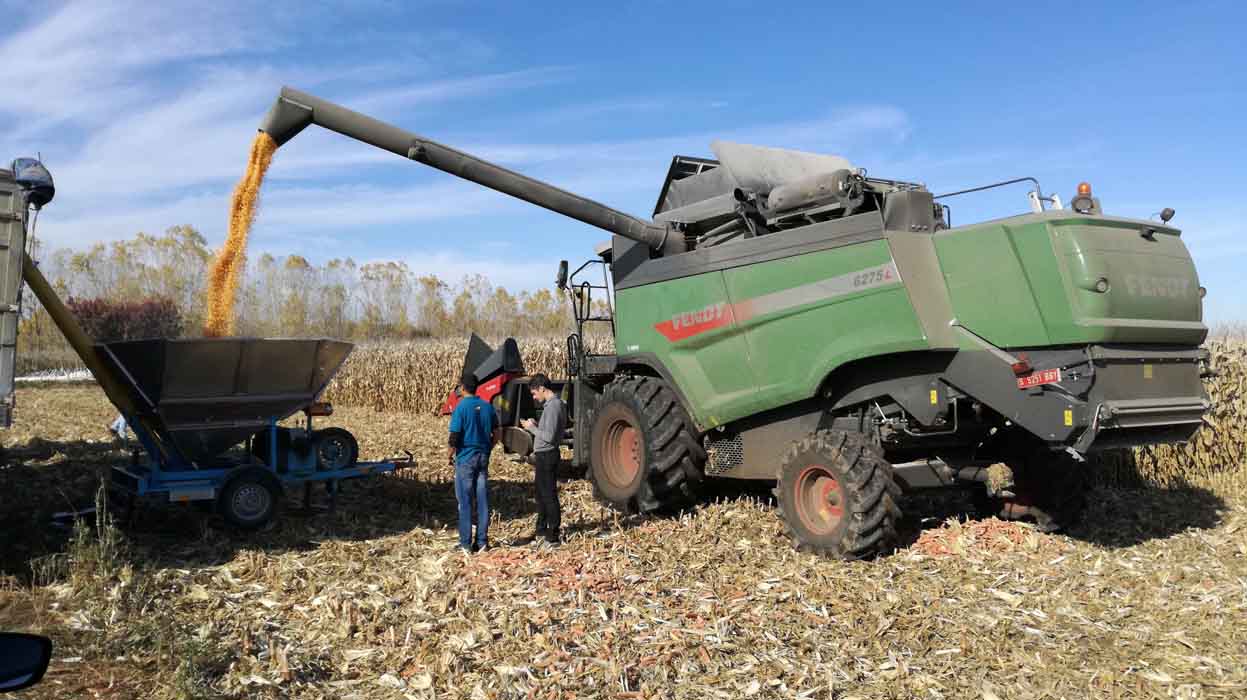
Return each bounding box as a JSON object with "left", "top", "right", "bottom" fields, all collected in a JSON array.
[{"left": 324, "top": 335, "right": 614, "bottom": 414}]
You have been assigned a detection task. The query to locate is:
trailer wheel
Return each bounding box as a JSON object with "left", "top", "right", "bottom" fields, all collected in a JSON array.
[
  {"left": 218, "top": 469, "right": 282, "bottom": 531},
  {"left": 588, "top": 375, "right": 704, "bottom": 514},
  {"left": 775, "top": 430, "right": 901, "bottom": 559},
  {"left": 313, "top": 427, "right": 358, "bottom": 471}
]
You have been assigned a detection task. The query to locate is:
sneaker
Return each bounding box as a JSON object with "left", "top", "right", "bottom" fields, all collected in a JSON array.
[
  {"left": 472, "top": 542, "right": 490, "bottom": 553},
  {"left": 543, "top": 531, "right": 561, "bottom": 547}
]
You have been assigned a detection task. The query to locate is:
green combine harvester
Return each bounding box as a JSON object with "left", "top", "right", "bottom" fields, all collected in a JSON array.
[{"left": 181, "top": 88, "right": 1221, "bottom": 555}]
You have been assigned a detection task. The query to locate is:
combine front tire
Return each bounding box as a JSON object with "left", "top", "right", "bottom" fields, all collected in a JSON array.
[
  {"left": 775, "top": 430, "right": 901, "bottom": 559},
  {"left": 588, "top": 376, "right": 704, "bottom": 514}
]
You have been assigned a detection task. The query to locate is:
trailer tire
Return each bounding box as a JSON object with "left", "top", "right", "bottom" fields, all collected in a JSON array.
[
  {"left": 313, "top": 427, "right": 358, "bottom": 471},
  {"left": 588, "top": 375, "right": 704, "bottom": 514},
  {"left": 218, "top": 468, "right": 282, "bottom": 531},
  {"left": 775, "top": 430, "right": 901, "bottom": 559}
]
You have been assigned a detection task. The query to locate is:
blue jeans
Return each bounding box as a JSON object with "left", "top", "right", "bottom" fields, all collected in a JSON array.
[{"left": 454, "top": 452, "right": 489, "bottom": 549}]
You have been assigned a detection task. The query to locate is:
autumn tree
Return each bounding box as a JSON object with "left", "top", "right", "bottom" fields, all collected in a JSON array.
[
  {"left": 16, "top": 227, "right": 585, "bottom": 372},
  {"left": 415, "top": 275, "right": 450, "bottom": 336}
]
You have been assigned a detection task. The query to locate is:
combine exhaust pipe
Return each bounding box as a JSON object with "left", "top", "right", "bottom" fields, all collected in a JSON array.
[{"left": 259, "top": 87, "right": 678, "bottom": 254}]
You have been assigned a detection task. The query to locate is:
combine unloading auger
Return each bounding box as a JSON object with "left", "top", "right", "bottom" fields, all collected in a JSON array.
[{"left": 259, "top": 87, "right": 680, "bottom": 254}]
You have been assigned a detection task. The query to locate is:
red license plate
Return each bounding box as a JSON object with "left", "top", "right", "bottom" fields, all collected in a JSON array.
[{"left": 1017, "top": 367, "right": 1061, "bottom": 389}]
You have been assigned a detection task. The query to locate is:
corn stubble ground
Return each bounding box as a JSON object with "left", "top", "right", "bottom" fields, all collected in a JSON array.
[{"left": 0, "top": 340, "right": 1245, "bottom": 699}]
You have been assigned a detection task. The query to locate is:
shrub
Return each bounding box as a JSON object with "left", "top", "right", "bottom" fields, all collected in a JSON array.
[{"left": 66, "top": 296, "right": 184, "bottom": 342}]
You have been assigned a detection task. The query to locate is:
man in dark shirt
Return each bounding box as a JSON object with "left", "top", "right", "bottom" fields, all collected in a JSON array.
[
  {"left": 521, "top": 373, "right": 566, "bottom": 545},
  {"left": 448, "top": 374, "right": 499, "bottom": 553}
]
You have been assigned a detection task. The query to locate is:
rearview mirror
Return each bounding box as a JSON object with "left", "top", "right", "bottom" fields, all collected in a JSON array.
[
  {"left": 0, "top": 633, "right": 52, "bottom": 692},
  {"left": 556, "top": 260, "right": 569, "bottom": 290}
]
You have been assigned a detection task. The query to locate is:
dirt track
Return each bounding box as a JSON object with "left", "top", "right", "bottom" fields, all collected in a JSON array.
[{"left": 2, "top": 385, "right": 1245, "bottom": 699}]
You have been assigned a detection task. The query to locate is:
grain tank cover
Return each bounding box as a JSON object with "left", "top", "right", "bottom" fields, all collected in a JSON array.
[
  {"left": 709, "top": 141, "right": 854, "bottom": 195},
  {"left": 653, "top": 143, "right": 858, "bottom": 227},
  {"left": 98, "top": 337, "right": 353, "bottom": 464}
]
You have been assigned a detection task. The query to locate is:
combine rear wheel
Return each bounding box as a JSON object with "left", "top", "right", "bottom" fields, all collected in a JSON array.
[
  {"left": 588, "top": 375, "right": 704, "bottom": 514},
  {"left": 775, "top": 430, "right": 901, "bottom": 559}
]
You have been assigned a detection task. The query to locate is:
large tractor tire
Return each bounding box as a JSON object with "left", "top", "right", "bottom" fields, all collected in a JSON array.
[
  {"left": 775, "top": 430, "right": 901, "bottom": 559},
  {"left": 588, "top": 375, "right": 705, "bottom": 514}
]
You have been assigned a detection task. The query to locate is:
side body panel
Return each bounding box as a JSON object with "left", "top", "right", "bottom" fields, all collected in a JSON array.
[
  {"left": 615, "top": 238, "right": 928, "bottom": 429},
  {"left": 722, "top": 240, "right": 927, "bottom": 419},
  {"left": 933, "top": 219, "right": 1053, "bottom": 347},
  {"left": 614, "top": 270, "right": 757, "bottom": 428}
]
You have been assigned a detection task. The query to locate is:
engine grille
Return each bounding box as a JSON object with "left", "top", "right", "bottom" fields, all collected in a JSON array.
[{"left": 705, "top": 434, "right": 744, "bottom": 476}]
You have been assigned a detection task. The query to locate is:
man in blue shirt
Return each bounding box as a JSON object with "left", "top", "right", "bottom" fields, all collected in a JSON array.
[{"left": 448, "top": 373, "right": 499, "bottom": 553}]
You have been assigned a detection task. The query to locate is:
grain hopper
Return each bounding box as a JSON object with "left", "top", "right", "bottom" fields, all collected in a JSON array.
[{"left": 2, "top": 158, "right": 407, "bottom": 529}]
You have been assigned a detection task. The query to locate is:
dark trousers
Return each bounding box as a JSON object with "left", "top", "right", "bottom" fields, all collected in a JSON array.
[{"left": 533, "top": 449, "right": 561, "bottom": 534}]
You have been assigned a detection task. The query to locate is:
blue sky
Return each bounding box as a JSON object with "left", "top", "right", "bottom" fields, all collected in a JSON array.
[{"left": 1, "top": 0, "right": 1243, "bottom": 321}]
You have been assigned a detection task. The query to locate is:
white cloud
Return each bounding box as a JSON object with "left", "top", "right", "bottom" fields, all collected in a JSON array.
[
  {"left": 347, "top": 66, "right": 574, "bottom": 114},
  {"left": 0, "top": 2, "right": 262, "bottom": 130}
]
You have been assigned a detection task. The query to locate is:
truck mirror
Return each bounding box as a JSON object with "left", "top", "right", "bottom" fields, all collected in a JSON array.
[{"left": 556, "top": 260, "right": 569, "bottom": 290}]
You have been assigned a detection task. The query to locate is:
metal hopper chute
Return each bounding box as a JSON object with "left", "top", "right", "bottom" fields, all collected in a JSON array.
[{"left": 97, "top": 337, "right": 353, "bottom": 466}]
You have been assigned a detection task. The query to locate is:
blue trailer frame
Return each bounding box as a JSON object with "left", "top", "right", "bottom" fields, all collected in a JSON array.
[{"left": 109, "top": 410, "right": 411, "bottom": 519}]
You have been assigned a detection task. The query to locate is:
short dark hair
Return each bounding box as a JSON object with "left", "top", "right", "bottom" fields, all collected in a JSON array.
[
  {"left": 461, "top": 373, "right": 479, "bottom": 393},
  {"left": 530, "top": 373, "right": 550, "bottom": 391}
]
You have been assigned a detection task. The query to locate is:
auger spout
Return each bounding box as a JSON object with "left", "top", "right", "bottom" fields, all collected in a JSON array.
[{"left": 259, "top": 86, "right": 678, "bottom": 253}]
